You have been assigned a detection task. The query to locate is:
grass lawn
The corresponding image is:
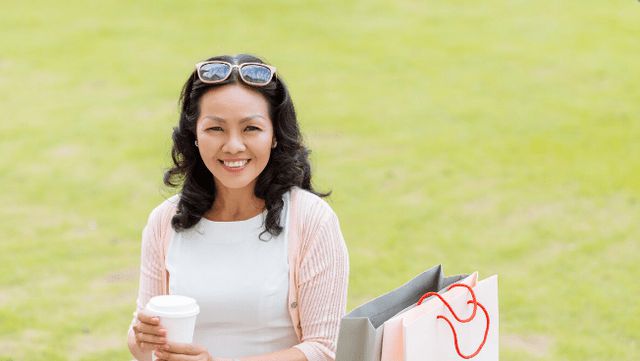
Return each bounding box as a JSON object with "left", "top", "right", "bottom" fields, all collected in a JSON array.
[{"left": 1, "top": 0, "right": 638, "bottom": 360}]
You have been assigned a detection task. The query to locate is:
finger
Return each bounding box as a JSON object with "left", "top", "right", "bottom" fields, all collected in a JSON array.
[
  {"left": 133, "top": 322, "right": 167, "bottom": 337},
  {"left": 139, "top": 341, "right": 165, "bottom": 353},
  {"left": 155, "top": 349, "right": 203, "bottom": 361},
  {"left": 163, "top": 341, "right": 206, "bottom": 355},
  {"left": 137, "top": 311, "right": 161, "bottom": 325},
  {"left": 136, "top": 331, "right": 167, "bottom": 345}
]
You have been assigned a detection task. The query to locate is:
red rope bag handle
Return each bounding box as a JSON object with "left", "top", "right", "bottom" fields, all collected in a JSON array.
[
  {"left": 416, "top": 283, "right": 491, "bottom": 359},
  {"left": 417, "top": 283, "right": 478, "bottom": 322}
]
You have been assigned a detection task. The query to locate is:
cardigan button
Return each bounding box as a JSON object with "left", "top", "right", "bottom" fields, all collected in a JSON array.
[{"left": 290, "top": 301, "right": 298, "bottom": 309}]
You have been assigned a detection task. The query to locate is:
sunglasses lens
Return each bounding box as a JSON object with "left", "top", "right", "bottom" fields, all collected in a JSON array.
[
  {"left": 199, "top": 62, "right": 231, "bottom": 82},
  {"left": 240, "top": 64, "right": 273, "bottom": 85}
]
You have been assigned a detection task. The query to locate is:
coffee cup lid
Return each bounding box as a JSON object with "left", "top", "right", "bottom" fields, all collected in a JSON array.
[{"left": 146, "top": 295, "right": 200, "bottom": 318}]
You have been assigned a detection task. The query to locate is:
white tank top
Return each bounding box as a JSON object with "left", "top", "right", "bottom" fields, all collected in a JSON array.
[{"left": 166, "top": 191, "right": 299, "bottom": 358}]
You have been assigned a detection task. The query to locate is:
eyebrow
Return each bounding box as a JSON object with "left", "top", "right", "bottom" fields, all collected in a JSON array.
[{"left": 202, "top": 114, "right": 266, "bottom": 123}]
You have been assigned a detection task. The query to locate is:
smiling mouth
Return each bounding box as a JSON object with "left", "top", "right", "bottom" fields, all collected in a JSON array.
[{"left": 219, "top": 159, "right": 250, "bottom": 168}]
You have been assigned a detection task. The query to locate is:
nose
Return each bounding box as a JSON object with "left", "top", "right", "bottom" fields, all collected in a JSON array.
[{"left": 221, "top": 132, "right": 246, "bottom": 154}]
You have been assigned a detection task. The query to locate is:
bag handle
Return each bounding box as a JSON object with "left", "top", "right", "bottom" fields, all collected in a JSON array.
[
  {"left": 417, "top": 283, "right": 478, "bottom": 322},
  {"left": 417, "top": 283, "right": 490, "bottom": 359}
]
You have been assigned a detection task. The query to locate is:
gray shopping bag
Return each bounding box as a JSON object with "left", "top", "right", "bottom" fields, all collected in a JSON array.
[{"left": 335, "top": 265, "right": 465, "bottom": 361}]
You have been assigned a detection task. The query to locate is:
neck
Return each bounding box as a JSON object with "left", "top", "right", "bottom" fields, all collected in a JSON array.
[{"left": 206, "top": 182, "right": 265, "bottom": 221}]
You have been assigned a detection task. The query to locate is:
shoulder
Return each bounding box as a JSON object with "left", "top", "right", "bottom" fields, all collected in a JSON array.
[
  {"left": 289, "top": 187, "right": 348, "bottom": 268},
  {"left": 290, "top": 186, "right": 336, "bottom": 222},
  {"left": 145, "top": 194, "right": 180, "bottom": 228},
  {"left": 140, "top": 194, "right": 179, "bottom": 251},
  {"left": 289, "top": 186, "right": 340, "bottom": 240}
]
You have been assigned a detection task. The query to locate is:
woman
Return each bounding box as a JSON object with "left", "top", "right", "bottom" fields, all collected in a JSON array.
[{"left": 127, "top": 54, "right": 349, "bottom": 361}]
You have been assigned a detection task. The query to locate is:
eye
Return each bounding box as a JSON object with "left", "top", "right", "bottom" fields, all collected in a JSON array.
[
  {"left": 207, "top": 126, "right": 223, "bottom": 131},
  {"left": 245, "top": 126, "right": 261, "bottom": 131}
]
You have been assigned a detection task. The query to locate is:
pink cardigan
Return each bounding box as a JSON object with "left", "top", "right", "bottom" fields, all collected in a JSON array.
[{"left": 128, "top": 187, "right": 349, "bottom": 361}]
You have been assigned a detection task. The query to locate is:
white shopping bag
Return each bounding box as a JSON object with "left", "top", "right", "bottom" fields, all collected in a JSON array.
[
  {"left": 380, "top": 272, "right": 479, "bottom": 361},
  {"left": 403, "top": 275, "right": 499, "bottom": 361}
]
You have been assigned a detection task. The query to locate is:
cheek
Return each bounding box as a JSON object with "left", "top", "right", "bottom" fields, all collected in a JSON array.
[
  {"left": 197, "top": 140, "right": 221, "bottom": 164},
  {"left": 198, "top": 135, "right": 222, "bottom": 149},
  {"left": 254, "top": 134, "right": 274, "bottom": 155}
]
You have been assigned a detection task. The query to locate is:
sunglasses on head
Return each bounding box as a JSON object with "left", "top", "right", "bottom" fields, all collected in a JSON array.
[{"left": 195, "top": 61, "right": 277, "bottom": 87}]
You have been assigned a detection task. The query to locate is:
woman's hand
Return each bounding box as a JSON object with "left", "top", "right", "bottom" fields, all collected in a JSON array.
[
  {"left": 132, "top": 311, "right": 167, "bottom": 353},
  {"left": 153, "top": 341, "right": 214, "bottom": 361}
]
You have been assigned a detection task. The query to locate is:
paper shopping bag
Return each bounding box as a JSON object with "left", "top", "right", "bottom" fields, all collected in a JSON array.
[
  {"left": 335, "top": 265, "right": 466, "bottom": 361},
  {"left": 380, "top": 272, "right": 478, "bottom": 361},
  {"left": 403, "top": 275, "right": 499, "bottom": 361}
]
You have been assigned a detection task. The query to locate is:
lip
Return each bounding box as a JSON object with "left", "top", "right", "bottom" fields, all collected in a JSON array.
[
  {"left": 219, "top": 158, "right": 250, "bottom": 162},
  {"left": 218, "top": 159, "right": 251, "bottom": 172}
]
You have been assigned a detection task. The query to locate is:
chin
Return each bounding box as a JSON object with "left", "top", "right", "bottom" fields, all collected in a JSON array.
[{"left": 214, "top": 176, "right": 257, "bottom": 191}]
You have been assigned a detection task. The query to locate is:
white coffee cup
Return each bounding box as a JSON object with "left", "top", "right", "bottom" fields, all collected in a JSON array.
[{"left": 145, "top": 295, "right": 200, "bottom": 361}]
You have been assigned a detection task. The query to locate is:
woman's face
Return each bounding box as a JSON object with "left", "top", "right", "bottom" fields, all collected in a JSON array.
[{"left": 195, "top": 84, "right": 275, "bottom": 193}]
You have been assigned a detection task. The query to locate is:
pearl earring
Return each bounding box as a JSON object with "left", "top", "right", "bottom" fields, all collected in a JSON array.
[
  {"left": 195, "top": 140, "right": 199, "bottom": 147},
  {"left": 272, "top": 140, "right": 277, "bottom": 149}
]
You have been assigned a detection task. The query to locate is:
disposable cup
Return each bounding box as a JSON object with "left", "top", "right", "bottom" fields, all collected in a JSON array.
[{"left": 145, "top": 295, "right": 200, "bottom": 361}]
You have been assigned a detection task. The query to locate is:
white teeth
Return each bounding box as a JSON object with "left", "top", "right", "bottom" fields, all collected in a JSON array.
[{"left": 223, "top": 160, "right": 248, "bottom": 168}]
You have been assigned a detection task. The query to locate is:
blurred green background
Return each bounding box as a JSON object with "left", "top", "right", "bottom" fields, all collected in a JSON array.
[{"left": 1, "top": 1, "right": 638, "bottom": 360}]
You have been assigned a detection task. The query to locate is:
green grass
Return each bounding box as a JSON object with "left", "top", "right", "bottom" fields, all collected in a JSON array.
[{"left": 1, "top": 0, "right": 638, "bottom": 360}]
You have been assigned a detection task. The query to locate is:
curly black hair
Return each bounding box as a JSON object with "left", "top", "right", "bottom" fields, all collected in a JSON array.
[{"left": 163, "top": 54, "right": 329, "bottom": 239}]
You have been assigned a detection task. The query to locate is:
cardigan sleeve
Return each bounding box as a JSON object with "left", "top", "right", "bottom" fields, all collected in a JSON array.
[
  {"left": 293, "top": 205, "right": 350, "bottom": 361},
  {"left": 128, "top": 203, "right": 167, "bottom": 333}
]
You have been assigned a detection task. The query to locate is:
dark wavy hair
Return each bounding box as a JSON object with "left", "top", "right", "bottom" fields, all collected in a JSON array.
[{"left": 163, "top": 54, "right": 329, "bottom": 239}]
